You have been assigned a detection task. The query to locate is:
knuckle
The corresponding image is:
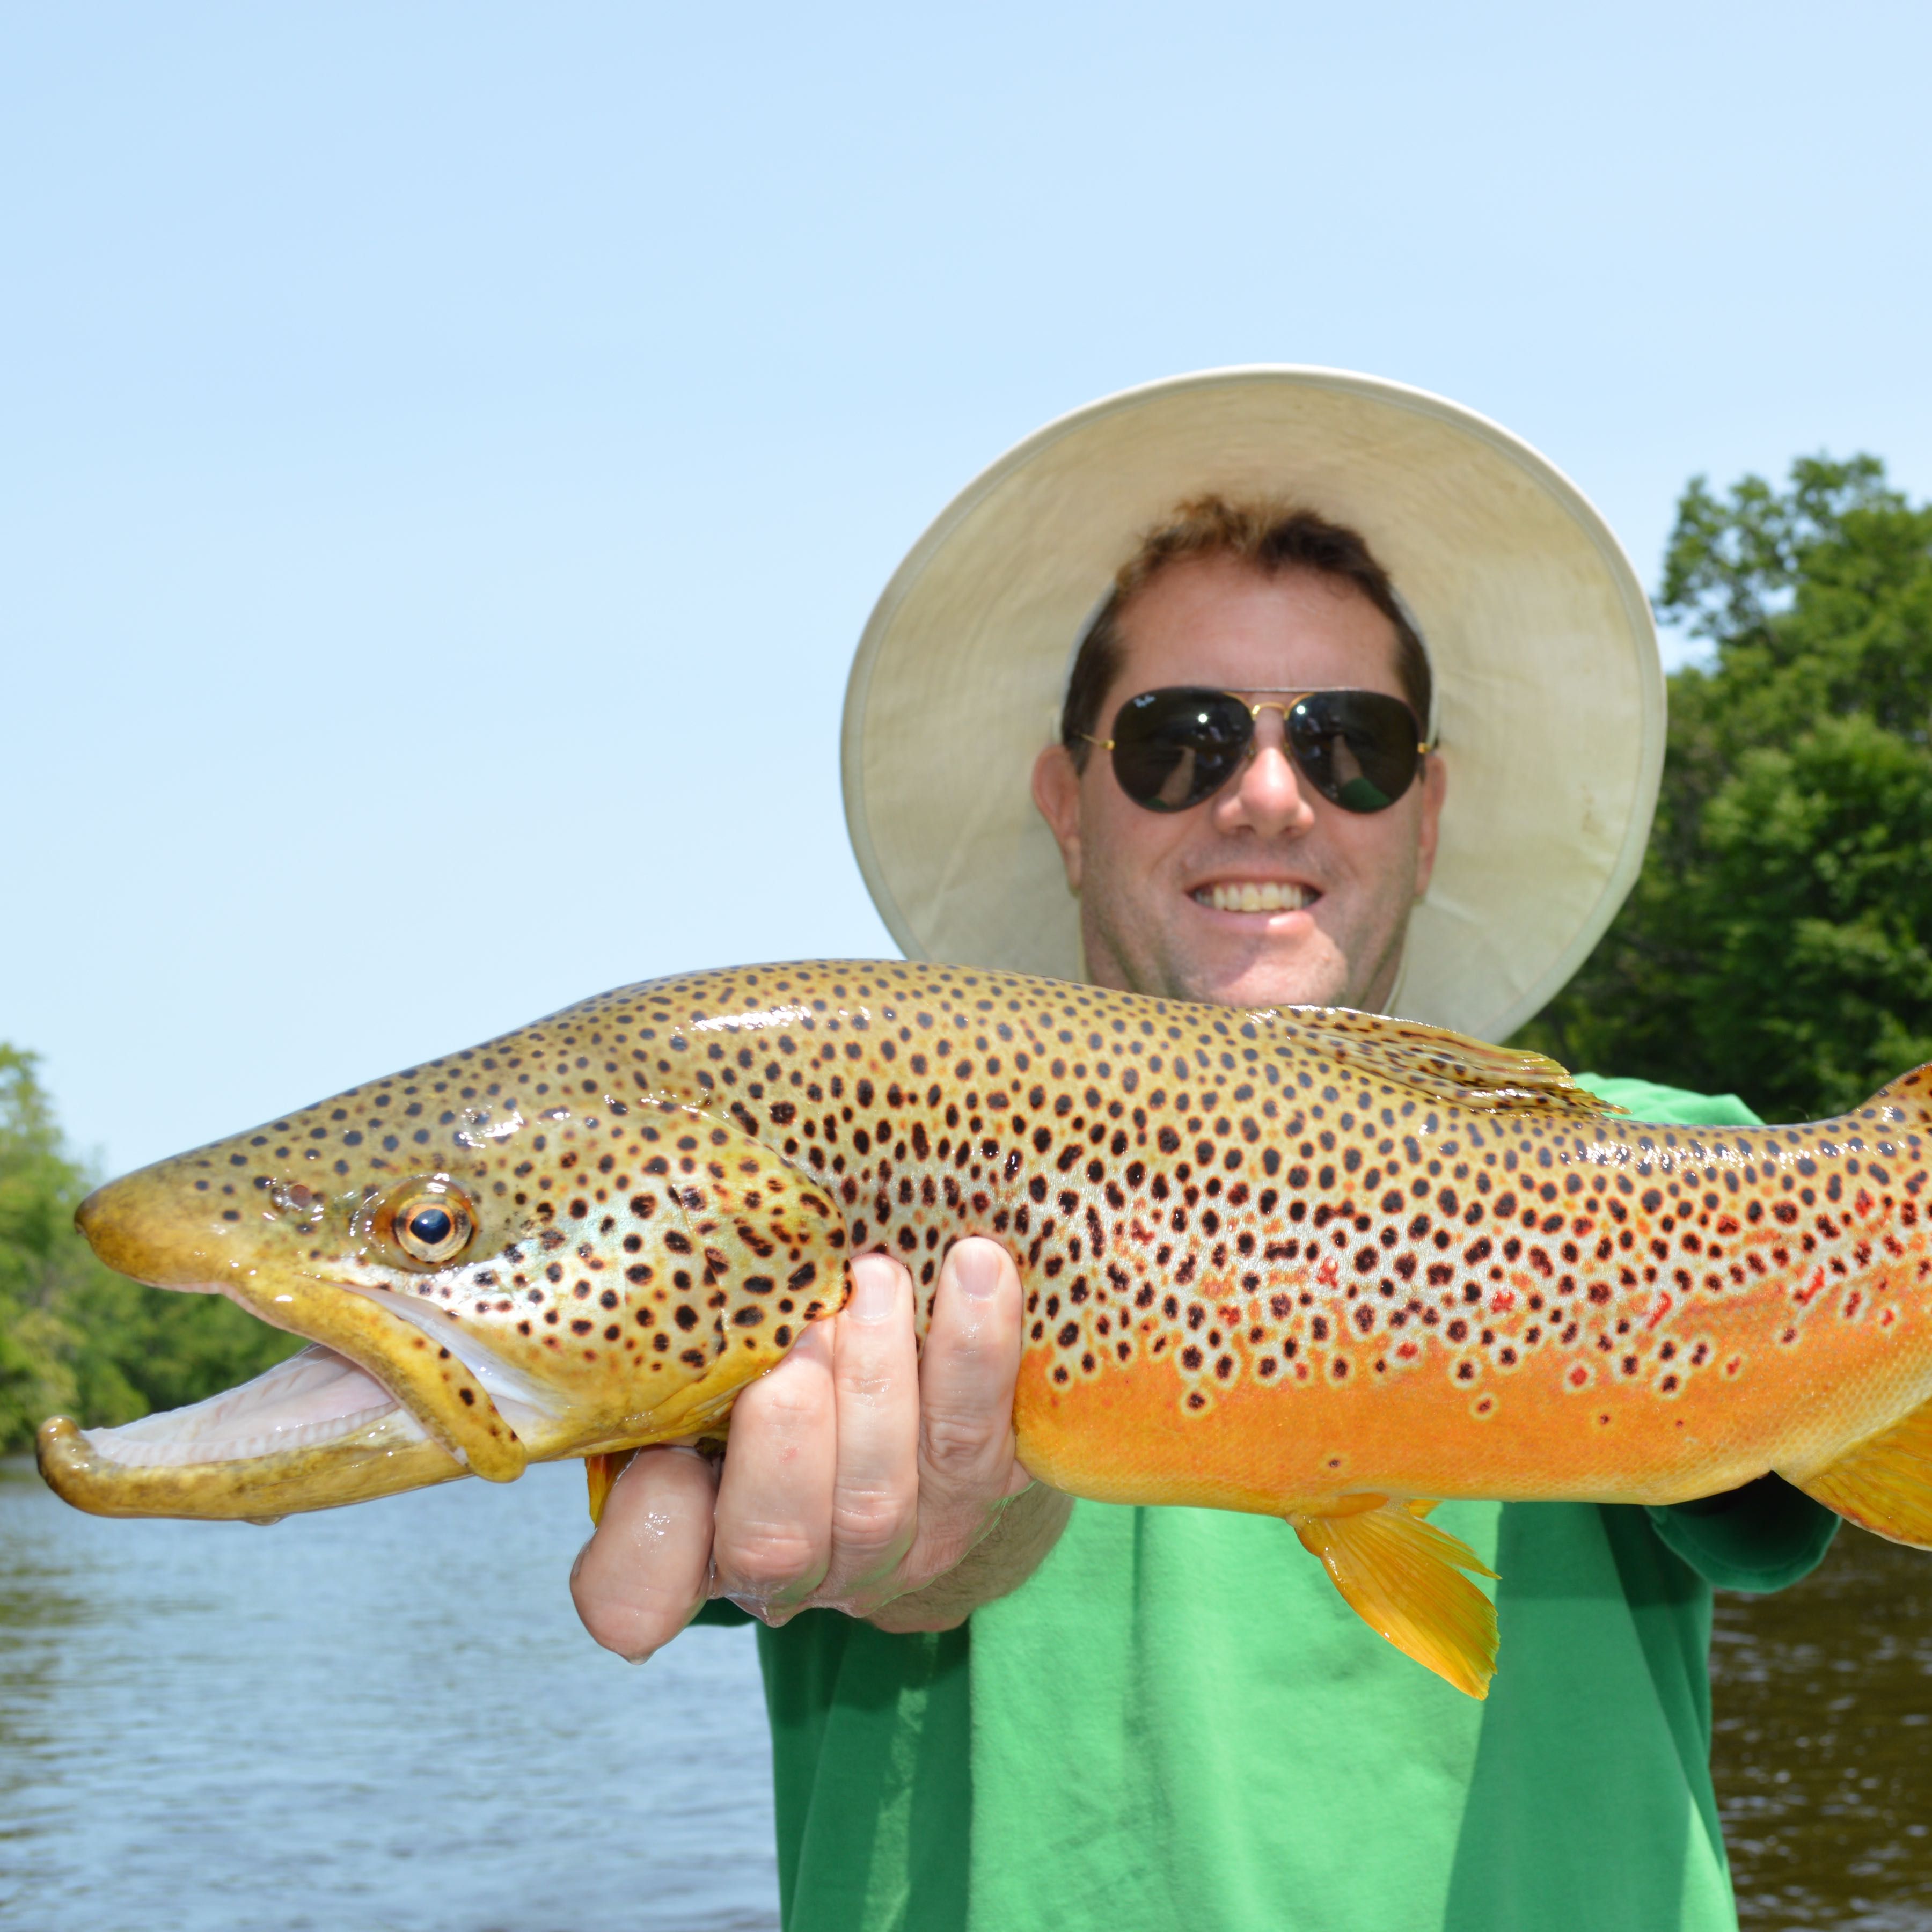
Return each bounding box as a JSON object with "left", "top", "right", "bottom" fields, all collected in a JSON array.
[
  {"left": 714, "top": 1524, "right": 825, "bottom": 1594},
  {"left": 744, "top": 1372, "right": 830, "bottom": 1429},
  {"left": 830, "top": 1484, "right": 917, "bottom": 1558},
  {"left": 921, "top": 1409, "right": 1005, "bottom": 1473}
]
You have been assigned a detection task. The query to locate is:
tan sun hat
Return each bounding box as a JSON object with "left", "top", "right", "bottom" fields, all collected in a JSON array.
[{"left": 840, "top": 366, "right": 1664, "bottom": 1044}]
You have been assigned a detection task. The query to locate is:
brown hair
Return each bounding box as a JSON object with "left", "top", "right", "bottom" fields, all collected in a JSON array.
[{"left": 1060, "top": 496, "right": 1432, "bottom": 764}]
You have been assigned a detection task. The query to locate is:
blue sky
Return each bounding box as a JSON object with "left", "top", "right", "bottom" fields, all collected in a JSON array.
[{"left": 6, "top": 1, "right": 1930, "bottom": 1175}]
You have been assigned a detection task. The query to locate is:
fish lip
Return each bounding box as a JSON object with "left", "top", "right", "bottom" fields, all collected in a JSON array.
[
  {"left": 36, "top": 1393, "right": 467, "bottom": 1521},
  {"left": 35, "top": 1296, "right": 563, "bottom": 1522},
  {"left": 334, "top": 1281, "right": 566, "bottom": 1428}
]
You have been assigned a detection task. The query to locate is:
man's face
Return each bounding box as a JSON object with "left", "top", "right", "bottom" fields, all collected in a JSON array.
[{"left": 1031, "top": 555, "right": 1446, "bottom": 1011}]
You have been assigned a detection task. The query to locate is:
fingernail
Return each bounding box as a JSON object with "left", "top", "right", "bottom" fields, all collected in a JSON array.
[
  {"left": 850, "top": 1259, "right": 899, "bottom": 1321},
  {"left": 953, "top": 1240, "right": 1001, "bottom": 1301}
]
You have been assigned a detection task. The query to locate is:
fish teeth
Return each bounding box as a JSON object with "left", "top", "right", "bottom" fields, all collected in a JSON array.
[
  {"left": 83, "top": 1347, "right": 418, "bottom": 1466},
  {"left": 1197, "top": 882, "right": 1311, "bottom": 913}
]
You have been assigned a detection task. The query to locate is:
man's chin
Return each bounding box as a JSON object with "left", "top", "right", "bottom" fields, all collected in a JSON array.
[{"left": 1151, "top": 941, "right": 1359, "bottom": 1014}]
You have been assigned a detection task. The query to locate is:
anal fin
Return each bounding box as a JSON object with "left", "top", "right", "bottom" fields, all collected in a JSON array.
[
  {"left": 1796, "top": 1397, "right": 1932, "bottom": 1548},
  {"left": 585, "top": 1448, "right": 640, "bottom": 1526},
  {"left": 1289, "top": 1498, "right": 1499, "bottom": 1699}
]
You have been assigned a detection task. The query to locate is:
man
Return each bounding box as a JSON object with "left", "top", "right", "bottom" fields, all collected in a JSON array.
[{"left": 574, "top": 370, "right": 1838, "bottom": 1929}]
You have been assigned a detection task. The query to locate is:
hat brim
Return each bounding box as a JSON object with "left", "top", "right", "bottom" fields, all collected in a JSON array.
[{"left": 841, "top": 366, "right": 1663, "bottom": 1043}]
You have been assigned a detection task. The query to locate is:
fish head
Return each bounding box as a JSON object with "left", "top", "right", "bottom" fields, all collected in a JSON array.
[{"left": 39, "top": 1013, "right": 849, "bottom": 1520}]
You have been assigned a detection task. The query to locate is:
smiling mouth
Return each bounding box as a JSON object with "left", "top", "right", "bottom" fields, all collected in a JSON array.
[{"left": 1192, "top": 882, "right": 1315, "bottom": 913}]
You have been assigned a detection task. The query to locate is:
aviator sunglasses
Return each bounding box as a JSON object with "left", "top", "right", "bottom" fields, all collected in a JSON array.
[{"left": 1085, "top": 687, "right": 1431, "bottom": 815}]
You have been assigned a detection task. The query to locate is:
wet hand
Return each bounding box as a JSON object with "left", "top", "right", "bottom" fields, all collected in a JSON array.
[{"left": 570, "top": 1235, "right": 1040, "bottom": 1662}]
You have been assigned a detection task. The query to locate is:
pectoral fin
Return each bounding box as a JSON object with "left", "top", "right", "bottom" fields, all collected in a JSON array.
[
  {"left": 1289, "top": 1499, "right": 1499, "bottom": 1699},
  {"left": 1795, "top": 1396, "right": 1932, "bottom": 1548}
]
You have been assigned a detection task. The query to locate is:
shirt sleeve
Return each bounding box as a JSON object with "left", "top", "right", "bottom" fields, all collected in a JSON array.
[
  {"left": 1576, "top": 1070, "right": 1840, "bottom": 1594},
  {"left": 1644, "top": 1474, "right": 1840, "bottom": 1592},
  {"left": 691, "top": 1598, "right": 756, "bottom": 1628}
]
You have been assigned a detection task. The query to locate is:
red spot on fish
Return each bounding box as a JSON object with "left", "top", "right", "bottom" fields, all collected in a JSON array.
[
  {"left": 1645, "top": 1291, "right": 1673, "bottom": 1331},
  {"left": 1569, "top": 1365, "right": 1589, "bottom": 1387},
  {"left": 1489, "top": 1288, "right": 1516, "bottom": 1313}
]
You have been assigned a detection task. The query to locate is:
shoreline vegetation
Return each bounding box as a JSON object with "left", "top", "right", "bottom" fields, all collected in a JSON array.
[
  {"left": 0, "top": 1045, "right": 299, "bottom": 1451},
  {"left": 1518, "top": 456, "right": 1932, "bottom": 1118},
  {"left": 6, "top": 457, "right": 1928, "bottom": 1445}
]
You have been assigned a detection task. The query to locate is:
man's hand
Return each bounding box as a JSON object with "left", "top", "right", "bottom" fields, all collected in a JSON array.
[{"left": 570, "top": 1235, "right": 1072, "bottom": 1662}]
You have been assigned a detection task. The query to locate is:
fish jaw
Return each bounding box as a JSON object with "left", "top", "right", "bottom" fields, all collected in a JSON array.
[{"left": 35, "top": 1348, "right": 469, "bottom": 1519}]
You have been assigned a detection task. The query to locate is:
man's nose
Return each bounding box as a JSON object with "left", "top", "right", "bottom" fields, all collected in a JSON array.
[{"left": 1213, "top": 709, "right": 1316, "bottom": 837}]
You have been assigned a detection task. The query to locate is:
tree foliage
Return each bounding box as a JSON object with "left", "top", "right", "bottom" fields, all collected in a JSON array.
[
  {"left": 1520, "top": 456, "right": 1932, "bottom": 1123},
  {"left": 0, "top": 1046, "right": 300, "bottom": 1451}
]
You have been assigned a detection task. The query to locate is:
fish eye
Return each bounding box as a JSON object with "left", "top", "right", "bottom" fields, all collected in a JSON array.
[{"left": 390, "top": 1188, "right": 475, "bottom": 1267}]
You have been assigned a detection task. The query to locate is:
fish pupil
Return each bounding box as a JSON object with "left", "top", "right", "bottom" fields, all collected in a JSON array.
[{"left": 409, "top": 1208, "right": 453, "bottom": 1246}]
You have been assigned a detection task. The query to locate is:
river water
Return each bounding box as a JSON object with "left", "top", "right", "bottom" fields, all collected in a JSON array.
[
  {"left": 1713, "top": 1529, "right": 1932, "bottom": 1929},
  {"left": 6, "top": 1451, "right": 1931, "bottom": 1931},
  {"left": 0, "top": 1456, "right": 778, "bottom": 1932}
]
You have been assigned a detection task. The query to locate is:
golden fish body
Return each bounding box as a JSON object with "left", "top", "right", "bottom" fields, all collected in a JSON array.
[{"left": 40, "top": 961, "right": 1932, "bottom": 1693}]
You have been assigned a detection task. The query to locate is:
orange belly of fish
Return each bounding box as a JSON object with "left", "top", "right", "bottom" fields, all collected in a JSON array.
[{"left": 1008, "top": 1309, "right": 1932, "bottom": 1514}]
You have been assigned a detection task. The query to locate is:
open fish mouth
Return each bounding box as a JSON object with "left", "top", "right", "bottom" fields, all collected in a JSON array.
[
  {"left": 75, "top": 1346, "right": 417, "bottom": 1468},
  {"left": 34, "top": 1277, "right": 587, "bottom": 1520},
  {"left": 46, "top": 1160, "right": 560, "bottom": 1510},
  {"left": 35, "top": 1342, "right": 473, "bottom": 1521}
]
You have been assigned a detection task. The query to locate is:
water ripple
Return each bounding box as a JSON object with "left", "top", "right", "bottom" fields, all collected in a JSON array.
[{"left": 0, "top": 1457, "right": 777, "bottom": 1932}]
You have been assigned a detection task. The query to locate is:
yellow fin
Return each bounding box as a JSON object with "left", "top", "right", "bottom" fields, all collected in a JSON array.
[
  {"left": 1290, "top": 1500, "right": 1500, "bottom": 1698},
  {"left": 1796, "top": 1397, "right": 1932, "bottom": 1548},
  {"left": 1272, "top": 1008, "right": 1619, "bottom": 1118},
  {"left": 584, "top": 1448, "right": 640, "bottom": 1526}
]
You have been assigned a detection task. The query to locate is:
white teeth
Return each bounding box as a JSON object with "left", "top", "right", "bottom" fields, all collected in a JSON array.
[
  {"left": 82, "top": 1346, "right": 420, "bottom": 1467},
  {"left": 1197, "top": 882, "right": 1311, "bottom": 913}
]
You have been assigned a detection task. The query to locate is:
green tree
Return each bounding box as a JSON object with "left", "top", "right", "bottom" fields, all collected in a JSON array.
[
  {"left": 1520, "top": 456, "right": 1932, "bottom": 1123},
  {"left": 0, "top": 1046, "right": 301, "bottom": 1452}
]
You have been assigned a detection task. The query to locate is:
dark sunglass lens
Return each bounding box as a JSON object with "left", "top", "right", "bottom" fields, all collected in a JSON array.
[
  {"left": 1110, "top": 691, "right": 1251, "bottom": 812},
  {"left": 1287, "top": 691, "right": 1420, "bottom": 813}
]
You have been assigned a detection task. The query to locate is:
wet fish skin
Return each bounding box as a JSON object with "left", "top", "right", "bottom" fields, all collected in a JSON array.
[{"left": 38, "top": 960, "right": 1932, "bottom": 1695}]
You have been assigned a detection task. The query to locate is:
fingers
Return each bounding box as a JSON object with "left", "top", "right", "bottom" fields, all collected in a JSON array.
[
  {"left": 569, "top": 1445, "right": 719, "bottom": 1663},
  {"left": 919, "top": 1238, "right": 1029, "bottom": 1491},
  {"left": 816, "top": 1254, "right": 923, "bottom": 1602},
  {"left": 899, "top": 1236, "right": 1030, "bottom": 1579},
  {"left": 712, "top": 1317, "right": 838, "bottom": 1618},
  {"left": 612, "top": 1241, "right": 1029, "bottom": 1641}
]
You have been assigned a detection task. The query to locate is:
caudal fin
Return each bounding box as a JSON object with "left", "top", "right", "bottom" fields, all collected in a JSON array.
[{"left": 1289, "top": 1498, "right": 1500, "bottom": 1698}]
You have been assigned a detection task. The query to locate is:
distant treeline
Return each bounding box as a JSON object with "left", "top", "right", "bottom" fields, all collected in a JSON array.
[
  {"left": 6, "top": 457, "right": 1930, "bottom": 1442},
  {"left": 1519, "top": 455, "right": 1932, "bottom": 1123},
  {"left": 0, "top": 1047, "right": 299, "bottom": 1450}
]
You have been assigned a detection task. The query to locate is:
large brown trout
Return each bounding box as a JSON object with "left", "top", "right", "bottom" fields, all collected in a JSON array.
[{"left": 39, "top": 962, "right": 1932, "bottom": 1695}]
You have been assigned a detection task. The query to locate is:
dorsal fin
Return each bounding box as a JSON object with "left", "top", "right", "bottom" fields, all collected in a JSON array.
[
  {"left": 1269, "top": 1008, "right": 1621, "bottom": 1118},
  {"left": 1860, "top": 1062, "right": 1932, "bottom": 1131}
]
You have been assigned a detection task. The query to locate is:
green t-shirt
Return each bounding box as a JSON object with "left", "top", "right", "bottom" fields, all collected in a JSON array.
[{"left": 697, "top": 1077, "right": 1839, "bottom": 1931}]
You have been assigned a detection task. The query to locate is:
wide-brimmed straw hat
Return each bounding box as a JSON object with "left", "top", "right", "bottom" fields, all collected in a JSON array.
[{"left": 840, "top": 366, "right": 1663, "bottom": 1044}]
